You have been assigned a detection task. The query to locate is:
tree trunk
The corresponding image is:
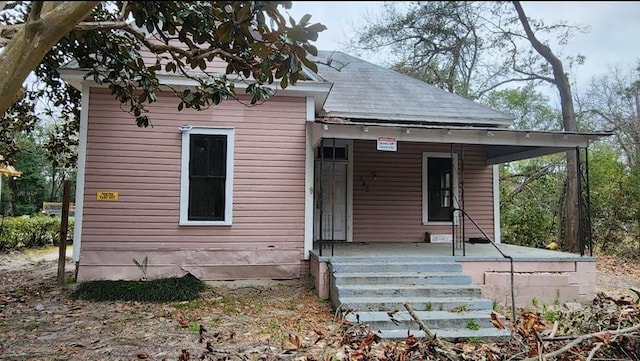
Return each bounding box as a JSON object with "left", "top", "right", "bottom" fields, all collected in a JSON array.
[
  {"left": 513, "top": 1, "right": 580, "bottom": 252},
  {"left": 0, "top": 1, "right": 99, "bottom": 116}
]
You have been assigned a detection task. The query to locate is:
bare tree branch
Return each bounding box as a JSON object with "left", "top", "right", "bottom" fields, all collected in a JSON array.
[
  {"left": 0, "top": 1, "right": 100, "bottom": 115},
  {"left": 28, "top": 1, "right": 43, "bottom": 22},
  {"left": 522, "top": 322, "right": 640, "bottom": 361},
  {"left": 118, "top": 1, "right": 129, "bottom": 21}
]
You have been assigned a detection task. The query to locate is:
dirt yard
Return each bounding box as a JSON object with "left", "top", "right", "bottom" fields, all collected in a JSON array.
[{"left": 0, "top": 249, "right": 639, "bottom": 360}]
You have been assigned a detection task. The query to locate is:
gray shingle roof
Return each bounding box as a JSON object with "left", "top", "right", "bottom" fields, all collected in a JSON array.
[{"left": 311, "top": 51, "right": 515, "bottom": 127}]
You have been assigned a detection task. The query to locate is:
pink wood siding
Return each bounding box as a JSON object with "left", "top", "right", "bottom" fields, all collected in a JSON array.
[
  {"left": 352, "top": 140, "right": 494, "bottom": 243},
  {"left": 78, "top": 88, "right": 307, "bottom": 281}
]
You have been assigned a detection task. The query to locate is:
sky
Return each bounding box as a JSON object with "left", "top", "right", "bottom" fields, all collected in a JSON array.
[{"left": 287, "top": 1, "right": 640, "bottom": 97}]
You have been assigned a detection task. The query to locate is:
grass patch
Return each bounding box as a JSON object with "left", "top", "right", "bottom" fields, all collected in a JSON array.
[
  {"left": 23, "top": 321, "right": 39, "bottom": 331},
  {"left": 72, "top": 273, "right": 206, "bottom": 302},
  {"left": 466, "top": 320, "right": 480, "bottom": 331}
]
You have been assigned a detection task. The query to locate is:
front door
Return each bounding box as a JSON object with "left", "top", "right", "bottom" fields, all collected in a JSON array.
[{"left": 315, "top": 161, "right": 347, "bottom": 241}]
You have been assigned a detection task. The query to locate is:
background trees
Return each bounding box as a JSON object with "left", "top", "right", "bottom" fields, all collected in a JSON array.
[{"left": 348, "top": 0, "right": 637, "bottom": 254}]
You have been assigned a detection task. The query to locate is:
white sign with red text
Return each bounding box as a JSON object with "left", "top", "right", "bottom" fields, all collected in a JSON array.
[{"left": 376, "top": 136, "right": 397, "bottom": 152}]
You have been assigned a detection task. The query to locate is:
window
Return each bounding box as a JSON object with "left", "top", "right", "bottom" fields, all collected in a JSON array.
[
  {"left": 180, "top": 128, "right": 234, "bottom": 225},
  {"left": 422, "top": 152, "right": 458, "bottom": 224},
  {"left": 316, "top": 145, "right": 348, "bottom": 160}
]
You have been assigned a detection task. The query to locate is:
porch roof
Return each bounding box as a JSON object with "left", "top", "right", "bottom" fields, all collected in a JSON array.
[{"left": 311, "top": 118, "right": 612, "bottom": 165}]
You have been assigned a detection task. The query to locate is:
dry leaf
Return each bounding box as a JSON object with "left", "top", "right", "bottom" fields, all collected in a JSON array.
[
  {"left": 136, "top": 351, "right": 149, "bottom": 359},
  {"left": 285, "top": 333, "right": 302, "bottom": 350},
  {"left": 491, "top": 312, "right": 505, "bottom": 329},
  {"left": 594, "top": 331, "right": 611, "bottom": 342}
]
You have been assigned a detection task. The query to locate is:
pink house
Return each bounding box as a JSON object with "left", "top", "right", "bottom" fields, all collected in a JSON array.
[{"left": 61, "top": 51, "right": 607, "bottom": 309}]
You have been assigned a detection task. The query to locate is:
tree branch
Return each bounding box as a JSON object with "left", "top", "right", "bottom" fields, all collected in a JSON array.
[
  {"left": 73, "top": 20, "right": 130, "bottom": 31},
  {"left": 503, "top": 158, "right": 563, "bottom": 200},
  {"left": 512, "top": 67, "right": 555, "bottom": 84},
  {"left": 118, "top": 1, "right": 129, "bottom": 21},
  {"left": 474, "top": 76, "right": 541, "bottom": 99},
  {"left": 522, "top": 322, "right": 640, "bottom": 361},
  {"left": 0, "top": 1, "right": 100, "bottom": 116},
  {"left": 403, "top": 302, "right": 458, "bottom": 361},
  {"left": 28, "top": 1, "right": 43, "bottom": 22}
]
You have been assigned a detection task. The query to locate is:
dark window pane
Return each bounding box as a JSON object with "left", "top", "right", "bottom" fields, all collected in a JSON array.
[
  {"left": 188, "top": 134, "right": 227, "bottom": 221},
  {"left": 189, "top": 178, "right": 225, "bottom": 221},
  {"left": 317, "top": 146, "right": 348, "bottom": 160},
  {"left": 427, "top": 158, "right": 452, "bottom": 222},
  {"left": 190, "top": 136, "right": 208, "bottom": 176},
  {"left": 208, "top": 136, "right": 226, "bottom": 177}
]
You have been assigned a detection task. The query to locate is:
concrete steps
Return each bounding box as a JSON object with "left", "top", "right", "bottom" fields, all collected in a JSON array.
[{"left": 330, "top": 257, "right": 511, "bottom": 341}]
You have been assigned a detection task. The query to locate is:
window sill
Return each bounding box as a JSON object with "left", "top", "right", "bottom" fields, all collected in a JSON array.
[
  {"left": 179, "top": 221, "right": 232, "bottom": 226},
  {"left": 422, "top": 221, "right": 455, "bottom": 226}
]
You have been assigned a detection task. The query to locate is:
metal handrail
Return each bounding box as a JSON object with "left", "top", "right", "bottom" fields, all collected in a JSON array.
[{"left": 452, "top": 207, "right": 516, "bottom": 323}]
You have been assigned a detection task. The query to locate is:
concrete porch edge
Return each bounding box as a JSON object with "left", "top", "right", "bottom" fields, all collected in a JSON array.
[{"left": 309, "top": 242, "right": 596, "bottom": 308}]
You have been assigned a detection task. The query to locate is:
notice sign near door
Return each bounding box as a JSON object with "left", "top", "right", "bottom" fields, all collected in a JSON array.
[{"left": 376, "top": 136, "right": 397, "bottom": 151}]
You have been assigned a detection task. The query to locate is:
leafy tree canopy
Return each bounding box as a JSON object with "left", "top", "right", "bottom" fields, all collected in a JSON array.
[{"left": 0, "top": 1, "right": 327, "bottom": 168}]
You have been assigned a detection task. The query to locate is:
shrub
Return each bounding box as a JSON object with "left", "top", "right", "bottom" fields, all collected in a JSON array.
[
  {"left": 72, "top": 273, "right": 206, "bottom": 302},
  {"left": 0, "top": 215, "right": 74, "bottom": 251}
]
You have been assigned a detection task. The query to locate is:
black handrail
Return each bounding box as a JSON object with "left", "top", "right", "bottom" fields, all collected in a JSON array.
[{"left": 452, "top": 207, "right": 516, "bottom": 323}]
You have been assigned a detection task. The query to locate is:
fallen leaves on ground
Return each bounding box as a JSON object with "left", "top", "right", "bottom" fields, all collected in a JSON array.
[{"left": 2, "top": 255, "right": 640, "bottom": 360}]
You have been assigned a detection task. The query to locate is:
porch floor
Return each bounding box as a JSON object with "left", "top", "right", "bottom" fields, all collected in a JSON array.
[{"left": 311, "top": 241, "right": 595, "bottom": 263}]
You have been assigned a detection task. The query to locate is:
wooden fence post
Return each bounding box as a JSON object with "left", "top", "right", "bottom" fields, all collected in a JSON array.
[{"left": 57, "top": 180, "right": 71, "bottom": 286}]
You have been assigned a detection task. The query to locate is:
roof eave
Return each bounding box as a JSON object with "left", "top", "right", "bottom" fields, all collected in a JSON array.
[
  {"left": 320, "top": 111, "right": 515, "bottom": 128},
  {"left": 58, "top": 68, "right": 333, "bottom": 114}
]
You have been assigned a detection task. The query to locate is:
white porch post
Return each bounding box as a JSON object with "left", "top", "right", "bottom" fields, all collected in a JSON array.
[
  {"left": 303, "top": 99, "right": 315, "bottom": 259},
  {"left": 72, "top": 82, "right": 90, "bottom": 262}
]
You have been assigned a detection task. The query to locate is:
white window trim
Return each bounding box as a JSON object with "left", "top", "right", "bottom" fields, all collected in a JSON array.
[
  {"left": 422, "top": 152, "right": 459, "bottom": 225},
  {"left": 179, "top": 128, "right": 234, "bottom": 226}
]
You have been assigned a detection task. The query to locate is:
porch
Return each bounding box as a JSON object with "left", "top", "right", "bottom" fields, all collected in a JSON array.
[{"left": 310, "top": 241, "right": 596, "bottom": 308}]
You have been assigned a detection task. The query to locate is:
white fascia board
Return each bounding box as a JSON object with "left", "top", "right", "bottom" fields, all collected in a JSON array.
[{"left": 317, "top": 123, "right": 596, "bottom": 149}]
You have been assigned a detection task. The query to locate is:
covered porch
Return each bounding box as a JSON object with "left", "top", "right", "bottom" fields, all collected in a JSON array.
[{"left": 305, "top": 120, "right": 608, "bottom": 307}]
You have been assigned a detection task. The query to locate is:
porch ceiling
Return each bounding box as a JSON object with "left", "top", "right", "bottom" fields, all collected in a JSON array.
[{"left": 311, "top": 119, "right": 612, "bottom": 165}]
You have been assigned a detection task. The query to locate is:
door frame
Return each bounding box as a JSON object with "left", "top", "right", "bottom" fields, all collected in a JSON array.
[{"left": 313, "top": 139, "right": 353, "bottom": 243}]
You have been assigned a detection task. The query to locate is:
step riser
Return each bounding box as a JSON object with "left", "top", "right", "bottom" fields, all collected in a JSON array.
[
  {"left": 333, "top": 275, "right": 472, "bottom": 285},
  {"left": 330, "top": 263, "right": 462, "bottom": 273},
  {"left": 340, "top": 300, "right": 494, "bottom": 312},
  {"left": 336, "top": 287, "right": 482, "bottom": 298},
  {"left": 327, "top": 257, "right": 460, "bottom": 263},
  {"left": 375, "top": 329, "right": 512, "bottom": 341},
  {"left": 348, "top": 318, "right": 495, "bottom": 330}
]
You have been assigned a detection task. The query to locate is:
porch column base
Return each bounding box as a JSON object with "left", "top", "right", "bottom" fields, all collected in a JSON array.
[{"left": 310, "top": 253, "right": 330, "bottom": 299}]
